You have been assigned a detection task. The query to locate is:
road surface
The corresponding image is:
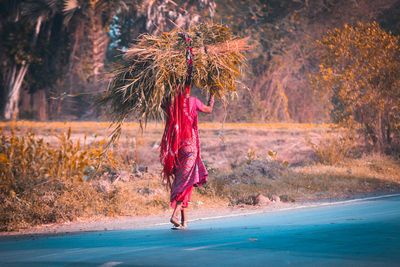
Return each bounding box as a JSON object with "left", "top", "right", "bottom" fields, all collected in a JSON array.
[{"left": 1, "top": 194, "right": 400, "bottom": 266}]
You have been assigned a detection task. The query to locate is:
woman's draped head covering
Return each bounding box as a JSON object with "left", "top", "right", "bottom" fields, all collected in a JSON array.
[{"left": 160, "top": 33, "right": 194, "bottom": 188}]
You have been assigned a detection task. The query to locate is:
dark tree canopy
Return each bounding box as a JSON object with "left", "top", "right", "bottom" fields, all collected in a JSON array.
[{"left": 1, "top": 0, "right": 400, "bottom": 126}]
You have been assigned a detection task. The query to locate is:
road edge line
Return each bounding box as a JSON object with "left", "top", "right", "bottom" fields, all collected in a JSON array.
[{"left": 152, "top": 193, "right": 400, "bottom": 226}]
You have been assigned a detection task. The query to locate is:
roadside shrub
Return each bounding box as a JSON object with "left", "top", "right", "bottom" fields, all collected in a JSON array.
[
  {"left": 305, "top": 130, "right": 359, "bottom": 165},
  {"left": 310, "top": 21, "right": 400, "bottom": 153},
  {"left": 0, "top": 128, "right": 120, "bottom": 231},
  {"left": 197, "top": 149, "right": 293, "bottom": 204}
]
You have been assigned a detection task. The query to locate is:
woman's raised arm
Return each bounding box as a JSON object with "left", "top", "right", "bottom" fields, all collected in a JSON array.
[{"left": 201, "top": 95, "right": 214, "bottom": 114}]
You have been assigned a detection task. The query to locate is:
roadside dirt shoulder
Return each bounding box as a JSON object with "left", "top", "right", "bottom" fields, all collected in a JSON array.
[{"left": 2, "top": 191, "right": 399, "bottom": 241}]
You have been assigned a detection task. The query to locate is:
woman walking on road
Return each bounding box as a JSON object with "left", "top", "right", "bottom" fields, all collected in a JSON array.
[
  {"left": 161, "top": 89, "right": 214, "bottom": 229},
  {"left": 102, "top": 25, "right": 247, "bottom": 229},
  {"left": 160, "top": 33, "right": 214, "bottom": 229}
]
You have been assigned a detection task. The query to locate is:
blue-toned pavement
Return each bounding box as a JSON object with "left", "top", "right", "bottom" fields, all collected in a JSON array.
[{"left": 1, "top": 195, "right": 400, "bottom": 266}]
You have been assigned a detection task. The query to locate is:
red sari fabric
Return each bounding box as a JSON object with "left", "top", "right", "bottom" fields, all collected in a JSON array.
[
  {"left": 171, "top": 185, "right": 193, "bottom": 209},
  {"left": 159, "top": 86, "right": 194, "bottom": 187},
  {"left": 168, "top": 96, "right": 208, "bottom": 209}
]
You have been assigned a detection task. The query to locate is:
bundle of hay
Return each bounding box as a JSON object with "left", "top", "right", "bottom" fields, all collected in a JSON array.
[{"left": 100, "top": 23, "right": 250, "bottom": 142}]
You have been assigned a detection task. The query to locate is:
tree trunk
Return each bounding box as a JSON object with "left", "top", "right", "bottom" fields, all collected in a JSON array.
[
  {"left": 365, "top": 122, "right": 377, "bottom": 148},
  {"left": 385, "top": 110, "right": 392, "bottom": 146},
  {"left": 89, "top": 7, "right": 109, "bottom": 82},
  {"left": 3, "top": 62, "right": 29, "bottom": 120},
  {"left": 376, "top": 110, "right": 384, "bottom": 153},
  {"left": 33, "top": 89, "right": 48, "bottom": 121},
  {"left": 2, "top": 16, "right": 43, "bottom": 120}
]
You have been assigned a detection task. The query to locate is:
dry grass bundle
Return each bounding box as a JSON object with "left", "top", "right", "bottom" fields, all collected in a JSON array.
[{"left": 100, "top": 23, "right": 250, "bottom": 142}]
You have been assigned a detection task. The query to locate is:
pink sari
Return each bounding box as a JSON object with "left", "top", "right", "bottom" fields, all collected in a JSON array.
[{"left": 170, "top": 97, "right": 208, "bottom": 209}]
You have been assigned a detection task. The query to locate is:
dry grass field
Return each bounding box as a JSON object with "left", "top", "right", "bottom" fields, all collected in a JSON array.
[{"left": 1, "top": 121, "right": 400, "bottom": 231}]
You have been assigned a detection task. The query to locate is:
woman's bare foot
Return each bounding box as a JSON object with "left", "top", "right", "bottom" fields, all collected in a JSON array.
[
  {"left": 180, "top": 221, "right": 188, "bottom": 229},
  {"left": 180, "top": 209, "right": 188, "bottom": 228},
  {"left": 170, "top": 201, "right": 183, "bottom": 227},
  {"left": 170, "top": 215, "right": 181, "bottom": 227}
]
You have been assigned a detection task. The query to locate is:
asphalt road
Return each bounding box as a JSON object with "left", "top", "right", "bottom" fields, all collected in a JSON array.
[{"left": 1, "top": 194, "right": 400, "bottom": 267}]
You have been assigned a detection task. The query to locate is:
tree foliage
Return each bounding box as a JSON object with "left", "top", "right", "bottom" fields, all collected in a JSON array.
[
  {"left": 310, "top": 21, "right": 400, "bottom": 152},
  {"left": 1, "top": 0, "right": 400, "bottom": 124}
]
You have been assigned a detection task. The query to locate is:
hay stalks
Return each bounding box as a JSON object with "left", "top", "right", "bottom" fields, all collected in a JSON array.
[{"left": 99, "top": 23, "right": 251, "bottom": 142}]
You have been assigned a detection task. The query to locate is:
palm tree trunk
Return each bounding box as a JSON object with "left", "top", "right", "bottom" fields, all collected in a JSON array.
[
  {"left": 89, "top": 9, "right": 109, "bottom": 82},
  {"left": 3, "top": 62, "right": 29, "bottom": 120},
  {"left": 2, "top": 15, "right": 43, "bottom": 120}
]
